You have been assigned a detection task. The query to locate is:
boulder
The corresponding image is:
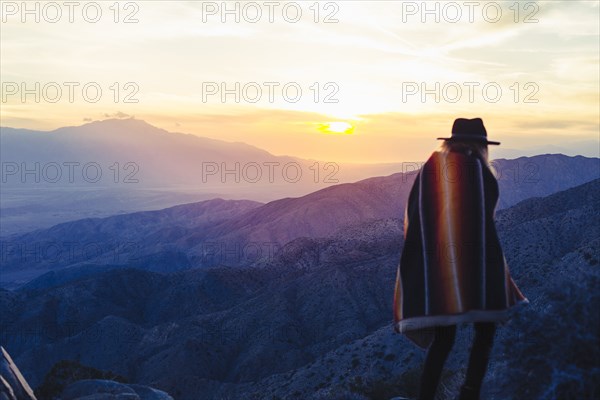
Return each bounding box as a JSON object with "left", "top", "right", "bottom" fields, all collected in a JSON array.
[
  {"left": 0, "top": 346, "right": 37, "bottom": 400},
  {"left": 61, "top": 380, "right": 173, "bottom": 400}
]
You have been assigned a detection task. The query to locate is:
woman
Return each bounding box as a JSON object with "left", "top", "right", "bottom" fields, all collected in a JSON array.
[{"left": 392, "top": 118, "right": 529, "bottom": 400}]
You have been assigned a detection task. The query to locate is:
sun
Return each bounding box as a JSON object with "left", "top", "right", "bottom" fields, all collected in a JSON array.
[{"left": 318, "top": 121, "right": 355, "bottom": 134}]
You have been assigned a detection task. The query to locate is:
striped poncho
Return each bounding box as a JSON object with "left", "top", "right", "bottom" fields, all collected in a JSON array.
[{"left": 393, "top": 150, "right": 528, "bottom": 349}]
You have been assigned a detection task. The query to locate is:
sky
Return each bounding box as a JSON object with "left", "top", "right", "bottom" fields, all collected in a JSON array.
[{"left": 1, "top": 0, "right": 599, "bottom": 162}]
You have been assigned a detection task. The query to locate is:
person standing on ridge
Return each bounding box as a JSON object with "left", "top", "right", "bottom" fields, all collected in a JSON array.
[{"left": 392, "top": 118, "right": 529, "bottom": 400}]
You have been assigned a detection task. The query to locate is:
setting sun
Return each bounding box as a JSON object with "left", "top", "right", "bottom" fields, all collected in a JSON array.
[{"left": 318, "top": 121, "right": 355, "bottom": 135}]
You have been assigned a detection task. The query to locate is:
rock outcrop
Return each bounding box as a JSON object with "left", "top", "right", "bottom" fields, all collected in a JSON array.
[{"left": 0, "top": 346, "right": 37, "bottom": 400}]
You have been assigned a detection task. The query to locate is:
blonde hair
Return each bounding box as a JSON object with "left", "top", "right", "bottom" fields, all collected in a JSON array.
[{"left": 439, "top": 140, "right": 489, "bottom": 165}]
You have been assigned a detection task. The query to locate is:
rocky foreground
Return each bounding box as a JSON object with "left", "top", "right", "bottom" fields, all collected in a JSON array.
[{"left": 1, "top": 346, "right": 174, "bottom": 400}]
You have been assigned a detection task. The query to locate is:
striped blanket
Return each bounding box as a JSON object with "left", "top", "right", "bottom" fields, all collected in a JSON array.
[{"left": 393, "top": 150, "right": 528, "bottom": 349}]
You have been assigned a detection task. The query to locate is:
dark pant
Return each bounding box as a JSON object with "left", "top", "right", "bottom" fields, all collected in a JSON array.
[{"left": 417, "top": 322, "right": 497, "bottom": 400}]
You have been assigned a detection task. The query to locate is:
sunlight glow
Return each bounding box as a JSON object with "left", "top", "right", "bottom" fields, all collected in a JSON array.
[{"left": 318, "top": 122, "right": 355, "bottom": 135}]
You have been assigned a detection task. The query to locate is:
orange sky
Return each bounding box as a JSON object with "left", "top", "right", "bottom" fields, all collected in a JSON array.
[{"left": 1, "top": 1, "right": 598, "bottom": 162}]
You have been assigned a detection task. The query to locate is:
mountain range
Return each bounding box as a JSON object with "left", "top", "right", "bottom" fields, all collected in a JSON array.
[
  {"left": 1, "top": 118, "right": 599, "bottom": 398},
  {"left": 1, "top": 176, "right": 598, "bottom": 399},
  {"left": 4, "top": 119, "right": 597, "bottom": 237},
  {"left": 1, "top": 153, "right": 598, "bottom": 289},
  {"left": 1, "top": 118, "right": 410, "bottom": 235}
]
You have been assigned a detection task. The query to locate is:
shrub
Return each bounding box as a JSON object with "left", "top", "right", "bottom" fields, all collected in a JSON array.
[
  {"left": 501, "top": 271, "right": 600, "bottom": 399},
  {"left": 35, "top": 359, "right": 127, "bottom": 399}
]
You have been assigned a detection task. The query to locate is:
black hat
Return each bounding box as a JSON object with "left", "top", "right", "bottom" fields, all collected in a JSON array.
[{"left": 437, "top": 118, "right": 500, "bottom": 145}]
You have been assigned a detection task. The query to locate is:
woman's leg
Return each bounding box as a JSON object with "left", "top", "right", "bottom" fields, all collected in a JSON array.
[
  {"left": 459, "top": 322, "right": 497, "bottom": 400},
  {"left": 418, "top": 324, "right": 457, "bottom": 400}
]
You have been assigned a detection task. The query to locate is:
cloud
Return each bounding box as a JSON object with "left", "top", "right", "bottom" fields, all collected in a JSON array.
[
  {"left": 514, "top": 119, "right": 599, "bottom": 132},
  {"left": 103, "top": 111, "right": 133, "bottom": 119}
]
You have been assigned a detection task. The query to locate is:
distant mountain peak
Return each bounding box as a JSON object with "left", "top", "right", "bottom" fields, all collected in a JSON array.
[
  {"left": 82, "top": 117, "right": 150, "bottom": 127},
  {"left": 54, "top": 117, "right": 168, "bottom": 137}
]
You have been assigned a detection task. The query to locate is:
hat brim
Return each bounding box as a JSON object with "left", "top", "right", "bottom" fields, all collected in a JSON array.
[{"left": 437, "top": 136, "right": 500, "bottom": 145}]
